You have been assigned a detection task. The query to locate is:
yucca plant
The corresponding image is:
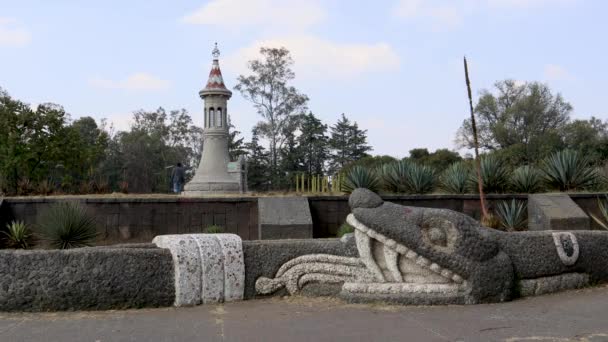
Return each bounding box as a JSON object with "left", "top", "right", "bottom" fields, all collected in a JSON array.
[
  {"left": 404, "top": 163, "right": 435, "bottom": 194},
  {"left": 496, "top": 200, "right": 527, "bottom": 231},
  {"left": 2, "top": 221, "right": 33, "bottom": 249},
  {"left": 337, "top": 223, "right": 354, "bottom": 238},
  {"left": 470, "top": 155, "right": 510, "bottom": 193},
  {"left": 541, "top": 149, "right": 601, "bottom": 191},
  {"left": 341, "top": 166, "right": 380, "bottom": 193},
  {"left": 589, "top": 194, "right": 608, "bottom": 230},
  {"left": 38, "top": 202, "right": 98, "bottom": 249},
  {"left": 440, "top": 162, "right": 471, "bottom": 194},
  {"left": 204, "top": 225, "right": 224, "bottom": 234},
  {"left": 381, "top": 160, "right": 412, "bottom": 193},
  {"left": 510, "top": 165, "right": 544, "bottom": 193}
]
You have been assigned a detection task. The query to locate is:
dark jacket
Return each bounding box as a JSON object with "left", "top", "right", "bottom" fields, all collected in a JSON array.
[{"left": 171, "top": 166, "right": 185, "bottom": 184}]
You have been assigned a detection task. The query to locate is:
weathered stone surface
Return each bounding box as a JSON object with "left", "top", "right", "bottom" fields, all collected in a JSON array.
[
  {"left": 152, "top": 235, "right": 202, "bottom": 306},
  {"left": 0, "top": 247, "right": 174, "bottom": 311},
  {"left": 213, "top": 234, "right": 245, "bottom": 302},
  {"left": 242, "top": 239, "right": 358, "bottom": 299},
  {"left": 258, "top": 197, "right": 313, "bottom": 239},
  {"left": 519, "top": 273, "right": 589, "bottom": 297},
  {"left": 528, "top": 193, "right": 590, "bottom": 231},
  {"left": 192, "top": 235, "right": 225, "bottom": 303},
  {"left": 153, "top": 233, "right": 245, "bottom": 305}
]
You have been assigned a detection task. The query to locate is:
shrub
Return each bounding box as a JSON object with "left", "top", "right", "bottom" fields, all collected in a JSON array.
[
  {"left": 510, "top": 166, "right": 544, "bottom": 193},
  {"left": 204, "top": 225, "right": 224, "bottom": 234},
  {"left": 2, "top": 221, "right": 33, "bottom": 249},
  {"left": 381, "top": 160, "right": 412, "bottom": 193},
  {"left": 337, "top": 223, "right": 354, "bottom": 238},
  {"left": 480, "top": 213, "right": 501, "bottom": 229},
  {"left": 496, "top": 200, "right": 527, "bottom": 231},
  {"left": 470, "top": 155, "right": 510, "bottom": 193},
  {"left": 439, "top": 162, "right": 470, "bottom": 194},
  {"left": 541, "top": 149, "right": 602, "bottom": 191},
  {"left": 590, "top": 194, "right": 608, "bottom": 230},
  {"left": 38, "top": 202, "right": 98, "bottom": 249},
  {"left": 17, "top": 178, "right": 33, "bottom": 196},
  {"left": 119, "top": 181, "right": 129, "bottom": 194},
  {"left": 341, "top": 166, "right": 380, "bottom": 193},
  {"left": 37, "top": 179, "right": 53, "bottom": 195}
]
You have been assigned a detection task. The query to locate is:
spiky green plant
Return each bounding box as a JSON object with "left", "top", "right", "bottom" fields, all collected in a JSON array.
[
  {"left": 2, "top": 221, "right": 33, "bottom": 249},
  {"left": 589, "top": 194, "right": 608, "bottom": 230},
  {"left": 381, "top": 160, "right": 412, "bottom": 193},
  {"left": 440, "top": 162, "right": 471, "bottom": 194},
  {"left": 510, "top": 165, "right": 544, "bottom": 193},
  {"left": 470, "top": 155, "right": 510, "bottom": 193},
  {"left": 204, "top": 225, "right": 224, "bottom": 234},
  {"left": 337, "top": 223, "right": 354, "bottom": 238},
  {"left": 541, "top": 150, "right": 601, "bottom": 191},
  {"left": 404, "top": 163, "right": 435, "bottom": 194},
  {"left": 495, "top": 200, "right": 527, "bottom": 231},
  {"left": 341, "top": 165, "right": 380, "bottom": 193},
  {"left": 38, "top": 202, "right": 98, "bottom": 249}
]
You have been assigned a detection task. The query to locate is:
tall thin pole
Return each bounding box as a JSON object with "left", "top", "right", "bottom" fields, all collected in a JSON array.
[{"left": 464, "top": 56, "right": 489, "bottom": 219}]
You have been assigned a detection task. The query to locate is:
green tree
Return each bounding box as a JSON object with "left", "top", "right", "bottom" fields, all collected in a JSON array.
[
  {"left": 457, "top": 80, "right": 571, "bottom": 165},
  {"left": 244, "top": 130, "right": 271, "bottom": 191},
  {"left": 408, "top": 148, "right": 462, "bottom": 172},
  {"left": 297, "top": 112, "right": 329, "bottom": 175},
  {"left": 234, "top": 47, "right": 309, "bottom": 188},
  {"left": 328, "top": 113, "right": 372, "bottom": 174},
  {"left": 562, "top": 117, "right": 608, "bottom": 163}
]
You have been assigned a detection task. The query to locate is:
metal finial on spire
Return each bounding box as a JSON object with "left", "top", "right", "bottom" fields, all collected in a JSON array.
[{"left": 212, "top": 42, "right": 220, "bottom": 59}]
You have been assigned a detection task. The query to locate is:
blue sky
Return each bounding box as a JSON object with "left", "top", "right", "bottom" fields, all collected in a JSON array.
[{"left": 1, "top": 0, "right": 606, "bottom": 157}]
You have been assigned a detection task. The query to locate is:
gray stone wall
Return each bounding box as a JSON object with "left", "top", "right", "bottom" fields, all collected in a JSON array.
[
  {"left": 1, "top": 193, "right": 605, "bottom": 244},
  {"left": 0, "top": 245, "right": 174, "bottom": 311}
]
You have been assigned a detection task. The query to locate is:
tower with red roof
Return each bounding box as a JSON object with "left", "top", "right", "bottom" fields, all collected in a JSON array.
[{"left": 183, "top": 43, "right": 246, "bottom": 195}]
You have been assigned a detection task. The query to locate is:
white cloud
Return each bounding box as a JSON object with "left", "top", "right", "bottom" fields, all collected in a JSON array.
[
  {"left": 392, "top": 0, "right": 577, "bottom": 29},
  {"left": 89, "top": 73, "right": 171, "bottom": 91},
  {"left": 223, "top": 35, "right": 400, "bottom": 79},
  {"left": 181, "top": 0, "right": 325, "bottom": 31},
  {"left": 0, "top": 17, "right": 31, "bottom": 47},
  {"left": 101, "top": 112, "right": 133, "bottom": 132},
  {"left": 544, "top": 64, "right": 571, "bottom": 81}
]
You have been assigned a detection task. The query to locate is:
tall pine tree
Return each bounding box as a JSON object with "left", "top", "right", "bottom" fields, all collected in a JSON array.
[
  {"left": 328, "top": 113, "right": 371, "bottom": 174},
  {"left": 297, "top": 112, "right": 329, "bottom": 175},
  {"left": 244, "top": 130, "right": 270, "bottom": 191}
]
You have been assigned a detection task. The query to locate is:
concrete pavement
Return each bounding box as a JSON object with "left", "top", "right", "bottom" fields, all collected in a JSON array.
[{"left": 1, "top": 285, "right": 607, "bottom": 342}]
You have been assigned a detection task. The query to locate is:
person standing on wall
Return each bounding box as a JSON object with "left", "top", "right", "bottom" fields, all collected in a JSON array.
[{"left": 171, "top": 162, "right": 186, "bottom": 194}]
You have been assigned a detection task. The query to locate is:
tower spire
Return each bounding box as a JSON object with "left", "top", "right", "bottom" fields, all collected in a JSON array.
[{"left": 201, "top": 42, "right": 231, "bottom": 96}]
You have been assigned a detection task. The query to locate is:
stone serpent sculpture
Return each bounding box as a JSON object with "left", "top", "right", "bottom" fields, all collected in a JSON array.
[{"left": 256, "top": 188, "right": 608, "bottom": 305}]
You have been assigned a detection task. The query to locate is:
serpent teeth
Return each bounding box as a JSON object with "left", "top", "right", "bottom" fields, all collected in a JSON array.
[
  {"left": 440, "top": 269, "right": 453, "bottom": 279},
  {"left": 429, "top": 263, "right": 441, "bottom": 273},
  {"left": 385, "top": 239, "right": 397, "bottom": 248},
  {"left": 395, "top": 245, "right": 408, "bottom": 254},
  {"left": 452, "top": 274, "right": 464, "bottom": 284},
  {"left": 416, "top": 256, "right": 431, "bottom": 267},
  {"left": 405, "top": 250, "right": 418, "bottom": 259},
  {"left": 367, "top": 230, "right": 377, "bottom": 239}
]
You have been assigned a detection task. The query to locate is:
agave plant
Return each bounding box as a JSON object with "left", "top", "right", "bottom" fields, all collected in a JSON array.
[
  {"left": 470, "top": 155, "right": 510, "bottom": 193},
  {"left": 341, "top": 166, "right": 380, "bottom": 193},
  {"left": 541, "top": 149, "right": 601, "bottom": 191},
  {"left": 495, "top": 200, "right": 527, "bottom": 231},
  {"left": 404, "top": 163, "right": 436, "bottom": 194},
  {"left": 204, "top": 225, "right": 224, "bottom": 234},
  {"left": 510, "top": 165, "right": 544, "bottom": 193},
  {"left": 589, "top": 194, "right": 608, "bottom": 230},
  {"left": 381, "top": 160, "right": 412, "bottom": 193},
  {"left": 38, "top": 202, "right": 98, "bottom": 249},
  {"left": 439, "top": 162, "right": 470, "bottom": 194},
  {"left": 336, "top": 222, "right": 354, "bottom": 238},
  {"left": 2, "top": 221, "right": 33, "bottom": 249}
]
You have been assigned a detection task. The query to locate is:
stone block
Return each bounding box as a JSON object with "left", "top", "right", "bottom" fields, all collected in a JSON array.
[
  {"left": 258, "top": 197, "right": 313, "bottom": 240},
  {"left": 528, "top": 194, "right": 590, "bottom": 231},
  {"left": 152, "top": 233, "right": 245, "bottom": 306}
]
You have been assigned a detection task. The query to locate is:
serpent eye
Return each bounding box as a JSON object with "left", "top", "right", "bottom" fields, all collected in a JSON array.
[
  {"left": 421, "top": 218, "right": 458, "bottom": 252},
  {"left": 427, "top": 227, "right": 447, "bottom": 246}
]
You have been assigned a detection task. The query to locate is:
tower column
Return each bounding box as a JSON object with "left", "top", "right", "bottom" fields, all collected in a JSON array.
[{"left": 182, "top": 43, "right": 244, "bottom": 195}]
